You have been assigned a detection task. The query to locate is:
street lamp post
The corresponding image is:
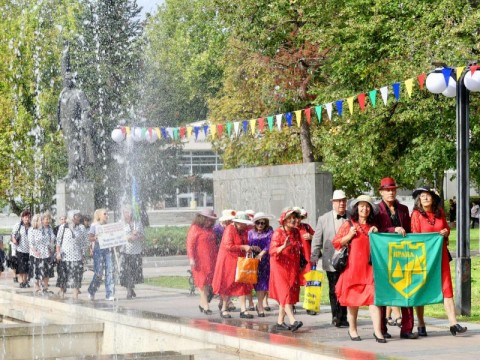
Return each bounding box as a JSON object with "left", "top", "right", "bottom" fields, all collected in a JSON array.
[{"left": 426, "top": 63, "right": 480, "bottom": 316}]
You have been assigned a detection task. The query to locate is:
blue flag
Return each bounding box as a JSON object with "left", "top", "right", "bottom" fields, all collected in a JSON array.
[{"left": 370, "top": 232, "right": 444, "bottom": 306}]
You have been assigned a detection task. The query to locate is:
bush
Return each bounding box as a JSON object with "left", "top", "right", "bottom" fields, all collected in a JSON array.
[{"left": 143, "top": 226, "right": 189, "bottom": 256}]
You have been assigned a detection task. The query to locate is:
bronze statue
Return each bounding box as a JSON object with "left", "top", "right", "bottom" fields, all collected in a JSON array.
[{"left": 57, "top": 41, "right": 94, "bottom": 180}]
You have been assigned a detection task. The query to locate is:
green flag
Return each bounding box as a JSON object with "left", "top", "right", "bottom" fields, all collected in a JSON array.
[{"left": 370, "top": 232, "right": 444, "bottom": 307}]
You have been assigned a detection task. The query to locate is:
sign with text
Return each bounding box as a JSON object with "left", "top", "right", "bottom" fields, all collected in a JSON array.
[{"left": 97, "top": 222, "right": 127, "bottom": 249}]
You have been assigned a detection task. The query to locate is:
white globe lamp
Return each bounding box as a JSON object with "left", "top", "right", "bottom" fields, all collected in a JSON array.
[
  {"left": 111, "top": 128, "right": 125, "bottom": 143},
  {"left": 442, "top": 79, "right": 457, "bottom": 97},
  {"left": 464, "top": 70, "right": 480, "bottom": 92},
  {"left": 426, "top": 71, "right": 447, "bottom": 94}
]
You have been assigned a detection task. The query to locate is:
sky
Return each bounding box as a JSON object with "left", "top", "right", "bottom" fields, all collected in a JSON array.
[{"left": 137, "top": 0, "right": 164, "bottom": 18}]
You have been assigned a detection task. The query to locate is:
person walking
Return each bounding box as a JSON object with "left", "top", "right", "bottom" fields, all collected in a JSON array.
[
  {"left": 374, "top": 177, "right": 417, "bottom": 340},
  {"left": 186, "top": 209, "right": 218, "bottom": 314},
  {"left": 11, "top": 209, "right": 32, "bottom": 288},
  {"left": 30, "top": 212, "right": 56, "bottom": 293},
  {"left": 311, "top": 190, "right": 349, "bottom": 327},
  {"left": 411, "top": 186, "right": 467, "bottom": 337},
  {"left": 333, "top": 195, "right": 385, "bottom": 343},
  {"left": 120, "top": 205, "right": 145, "bottom": 300}
]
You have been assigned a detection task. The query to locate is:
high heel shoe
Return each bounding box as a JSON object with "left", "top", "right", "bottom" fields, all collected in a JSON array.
[
  {"left": 449, "top": 324, "right": 467, "bottom": 336},
  {"left": 255, "top": 305, "right": 265, "bottom": 317},
  {"left": 199, "top": 305, "right": 212, "bottom": 315},
  {"left": 417, "top": 326, "right": 428, "bottom": 337},
  {"left": 348, "top": 331, "right": 361, "bottom": 341},
  {"left": 373, "top": 333, "right": 387, "bottom": 343}
]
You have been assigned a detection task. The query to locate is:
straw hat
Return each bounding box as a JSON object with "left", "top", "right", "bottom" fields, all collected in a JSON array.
[
  {"left": 349, "top": 195, "right": 378, "bottom": 214},
  {"left": 331, "top": 190, "right": 347, "bottom": 201}
]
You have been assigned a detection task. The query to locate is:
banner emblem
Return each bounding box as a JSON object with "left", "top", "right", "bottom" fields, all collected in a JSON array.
[{"left": 388, "top": 241, "right": 427, "bottom": 298}]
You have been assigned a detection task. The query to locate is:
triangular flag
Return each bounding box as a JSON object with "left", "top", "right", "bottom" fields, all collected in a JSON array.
[
  {"left": 267, "top": 116, "right": 274, "bottom": 131},
  {"left": 155, "top": 127, "right": 161, "bottom": 140},
  {"left": 121, "top": 127, "right": 126, "bottom": 134},
  {"left": 167, "top": 127, "right": 174, "bottom": 139},
  {"left": 294, "top": 110, "right": 302, "bottom": 127},
  {"left": 347, "top": 97, "right": 354, "bottom": 115},
  {"left": 380, "top": 86, "right": 388, "bottom": 105},
  {"left": 456, "top": 67, "right": 465, "bottom": 80},
  {"left": 304, "top": 108, "right": 311, "bottom": 125},
  {"left": 249, "top": 119, "right": 256, "bottom": 134},
  {"left": 233, "top": 121, "right": 240, "bottom": 137},
  {"left": 276, "top": 114, "right": 283, "bottom": 131},
  {"left": 470, "top": 65, "right": 480, "bottom": 74},
  {"left": 202, "top": 124, "right": 208, "bottom": 137},
  {"left": 193, "top": 126, "right": 199, "bottom": 140},
  {"left": 335, "top": 100, "right": 343, "bottom": 117},
  {"left": 314, "top": 105, "right": 322, "bottom": 123},
  {"left": 161, "top": 127, "right": 168, "bottom": 139},
  {"left": 325, "top": 103, "right": 333, "bottom": 120},
  {"left": 242, "top": 120, "right": 248, "bottom": 134},
  {"left": 186, "top": 126, "right": 193, "bottom": 138},
  {"left": 258, "top": 117, "right": 265, "bottom": 132},
  {"left": 442, "top": 67, "right": 453, "bottom": 86},
  {"left": 358, "top": 93, "right": 366, "bottom": 112},
  {"left": 179, "top": 127, "right": 186, "bottom": 138},
  {"left": 285, "top": 112, "right": 293, "bottom": 127},
  {"left": 141, "top": 127, "right": 147, "bottom": 139},
  {"left": 147, "top": 127, "right": 152, "bottom": 138},
  {"left": 418, "top": 73, "right": 426, "bottom": 89},
  {"left": 368, "top": 90, "right": 377, "bottom": 108},
  {"left": 226, "top": 122, "right": 232, "bottom": 137},
  {"left": 173, "top": 128, "right": 179, "bottom": 140},
  {"left": 217, "top": 124, "right": 223, "bottom": 138},
  {"left": 404, "top": 78, "right": 414, "bottom": 98},
  {"left": 210, "top": 125, "right": 217, "bottom": 139},
  {"left": 392, "top": 83, "right": 400, "bottom": 101}
]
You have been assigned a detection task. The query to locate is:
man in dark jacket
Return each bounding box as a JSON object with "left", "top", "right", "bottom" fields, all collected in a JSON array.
[{"left": 374, "top": 177, "right": 418, "bottom": 340}]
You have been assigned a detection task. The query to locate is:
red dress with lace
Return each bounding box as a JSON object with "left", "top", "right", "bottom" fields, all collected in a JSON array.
[
  {"left": 269, "top": 227, "right": 302, "bottom": 306},
  {"left": 186, "top": 224, "right": 218, "bottom": 288},
  {"left": 333, "top": 221, "right": 375, "bottom": 306},
  {"left": 410, "top": 209, "right": 453, "bottom": 298},
  {"left": 298, "top": 222, "right": 315, "bottom": 285}
]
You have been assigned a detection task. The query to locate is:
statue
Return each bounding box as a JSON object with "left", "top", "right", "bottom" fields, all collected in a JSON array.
[{"left": 57, "top": 41, "right": 94, "bottom": 181}]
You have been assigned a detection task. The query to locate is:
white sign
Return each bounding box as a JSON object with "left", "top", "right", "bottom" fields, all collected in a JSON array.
[{"left": 97, "top": 222, "right": 127, "bottom": 249}]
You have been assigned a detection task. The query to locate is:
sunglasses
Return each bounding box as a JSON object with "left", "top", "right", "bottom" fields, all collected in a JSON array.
[{"left": 255, "top": 221, "right": 266, "bottom": 226}]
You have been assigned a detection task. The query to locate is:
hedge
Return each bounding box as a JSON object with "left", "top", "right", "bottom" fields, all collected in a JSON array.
[{"left": 143, "top": 226, "right": 189, "bottom": 256}]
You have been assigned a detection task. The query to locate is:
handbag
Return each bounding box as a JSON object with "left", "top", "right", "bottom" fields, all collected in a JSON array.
[
  {"left": 235, "top": 253, "right": 259, "bottom": 284},
  {"left": 332, "top": 246, "right": 349, "bottom": 272}
]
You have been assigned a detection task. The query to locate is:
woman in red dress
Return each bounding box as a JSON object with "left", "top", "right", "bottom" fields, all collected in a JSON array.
[
  {"left": 333, "top": 195, "right": 385, "bottom": 343},
  {"left": 186, "top": 209, "right": 218, "bottom": 315},
  {"left": 294, "top": 208, "right": 315, "bottom": 307},
  {"left": 212, "top": 211, "right": 258, "bottom": 319},
  {"left": 269, "top": 207, "right": 304, "bottom": 332},
  {"left": 411, "top": 186, "right": 467, "bottom": 336}
]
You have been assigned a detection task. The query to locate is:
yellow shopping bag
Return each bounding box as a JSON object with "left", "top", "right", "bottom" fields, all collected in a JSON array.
[{"left": 302, "top": 267, "right": 323, "bottom": 313}]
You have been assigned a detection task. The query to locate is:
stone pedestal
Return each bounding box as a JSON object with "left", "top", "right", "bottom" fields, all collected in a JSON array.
[{"left": 56, "top": 180, "right": 95, "bottom": 220}]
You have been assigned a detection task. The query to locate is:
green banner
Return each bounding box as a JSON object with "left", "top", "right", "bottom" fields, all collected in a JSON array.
[{"left": 370, "top": 232, "right": 444, "bottom": 306}]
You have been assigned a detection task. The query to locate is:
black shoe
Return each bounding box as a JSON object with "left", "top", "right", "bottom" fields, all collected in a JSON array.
[
  {"left": 373, "top": 333, "right": 387, "bottom": 343},
  {"left": 131, "top": 289, "right": 136, "bottom": 298},
  {"left": 248, "top": 306, "right": 255, "bottom": 311},
  {"left": 264, "top": 306, "right": 272, "bottom": 311},
  {"left": 240, "top": 311, "right": 254, "bottom": 319},
  {"left": 273, "top": 323, "right": 291, "bottom": 331},
  {"left": 417, "top": 326, "right": 428, "bottom": 337},
  {"left": 255, "top": 305, "right": 265, "bottom": 317},
  {"left": 339, "top": 320, "right": 350, "bottom": 327},
  {"left": 127, "top": 289, "right": 133, "bottom": 300},
  {"left": 450, "top": 324, "right": 467, "bottom": 336},
  {"left": 220, "top": 311, "right": 231, "bottom": 319},
  {"left": 19, "top": 282, "right": 26, "bottom": 288},
  {"left": 400, "top": 332, "right": 419, "bottom": 339},
  {"left": 13, "top": 277, "right": 18, "bottom": 283},
  {"left": 348, "top": 331, "right": 361, "bottom": 341},
  {"left": 291, "top": 321, "right": 303, "bottom": 332},
  {"left": 306, "top": 310, "right": 317, "bottom": 315},
  {"left": 332, "top": 317, "right": 340, "bottom": 327},
  {"left": 25, "top": 282, "right": 30, "bottom": 288},
  {"left": 383, "top": 332, "right": 392, "bottom": 339}
]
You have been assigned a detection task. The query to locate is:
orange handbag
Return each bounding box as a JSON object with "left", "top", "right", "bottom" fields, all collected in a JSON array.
[{"left": 235, "top": 253, "right": 259, "bottom": 284}]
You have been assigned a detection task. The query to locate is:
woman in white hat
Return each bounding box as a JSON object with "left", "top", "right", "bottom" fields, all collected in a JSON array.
[
  {"left": 333, "top": 195, "right": 384, "bottom": 343},
  {"left": 186, "top": 209, "right": 218, "bottom": 315},
  {"left": 212, "top": 211, "right": 259, "bottom": 319},
  {"left": 213, "top": 209, "right": 236, "bottom": 245}
]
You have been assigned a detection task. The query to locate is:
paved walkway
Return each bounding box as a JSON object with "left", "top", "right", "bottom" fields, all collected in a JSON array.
[{"left": 1, "top": 255, "right": 479, "bottom": 360}]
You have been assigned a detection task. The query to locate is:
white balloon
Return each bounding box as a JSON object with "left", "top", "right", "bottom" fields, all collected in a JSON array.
[
  {"left": 132, "top": 127, "right": 144, "bottom": 142},
  {"left": 426, "top": 72, "right": 447, "bottom": 94},
  {"left": 146, "top": 129, "right": 158, "bottom": 143},
  {"left": 464, "top": 70, "right": 480, "bottom": 92},
  {"left": 111, "top": 128, "right": 125, "bottom": 143},
  {"left": 442, "top": 79, "right": 456, "bottom": 97}
]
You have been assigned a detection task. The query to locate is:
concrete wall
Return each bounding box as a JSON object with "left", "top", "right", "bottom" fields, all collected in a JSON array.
[{"left": 213, "top": 163, "right": 332, "bottom": 228}]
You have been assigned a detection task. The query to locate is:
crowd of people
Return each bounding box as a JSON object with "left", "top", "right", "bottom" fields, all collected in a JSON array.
[
  {"left": 186, "top": 177, "right": 468, "bottom": 342},
  {"left": 3, "top": 206, "right": 144, "bottom": 301}
]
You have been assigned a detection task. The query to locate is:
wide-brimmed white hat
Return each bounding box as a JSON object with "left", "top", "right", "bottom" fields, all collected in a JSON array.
[
  {"left": 349, "top": 195, "right": 378, "bottom": 214},
  {"left": 252, "top": 212, "right": 274, "bottom": 223},
  {"left": 232, "top": 211, "right": 254, "bottom": 225},
  {"left": 331, "top": 190, "right": 347, "bottom": 201},
  {"left": 219, "top": 209, "right": 236, "bottom": 222},
  {"left": 244, "top": 209, "right": 255, "bottom": 219}
]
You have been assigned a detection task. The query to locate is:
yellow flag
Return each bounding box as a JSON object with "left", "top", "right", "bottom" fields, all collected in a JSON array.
[
  {"left": 347, "top": 97, "right": 354, "bottom": 115},
  {"left": 294, "top": 110, "right": 302, "bottom": 127},
  {"left": 405, "top": 78, "right": 414, "bottom": 98},
  {"left": 210, "top": 125, "right": 217, "bottom": 139},
  {"left": 186, "top": 126, "right": 193, "bottom": 138},
  {"left": 457, "top": 66, "right": 465, "bottom": 80},
  {"left": 249, "top": 119, "right": 256, "bottom": 135},
  {"left": 125, "top": 127, "right": 131, "bottom": 136},
  {"left": 154, "top": 127, "right": 161, "bottom": 140}
]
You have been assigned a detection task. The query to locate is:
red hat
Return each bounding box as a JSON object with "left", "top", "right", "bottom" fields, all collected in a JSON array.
[{"left": 379, "top": 177, "right": 398, "bottom": 190}]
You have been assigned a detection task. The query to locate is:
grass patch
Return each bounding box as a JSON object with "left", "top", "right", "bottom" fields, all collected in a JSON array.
[{"left": 145, "top": 276, "right": 190, "bottom": 290}]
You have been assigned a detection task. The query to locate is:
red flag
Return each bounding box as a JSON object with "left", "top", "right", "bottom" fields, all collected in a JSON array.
[
  {"left": 358, "top": 93, "right": 366, "bottom": 112},
  {"left": 121, "top": 127, "right": 126, "bottom": 134},
  {"left": 258, "top": 118, "right": 265, "bottom": 132},
  {"left": 417, "top": 73, "right": 426, "bottom": 90},
  {"left": 179, "top": 127, "right": 186, "bottom": 138},
  {"left": 470, "top": 65, "right": 480, "bottom": 74},
  {"left": 217, "top": 124, "right": 223, "bottom": 138},
  {"left": 304, "top": 108, "right": 311, "bottom": 125}
]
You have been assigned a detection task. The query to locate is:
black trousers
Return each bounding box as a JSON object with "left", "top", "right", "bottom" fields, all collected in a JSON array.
[{"left": 327, "top": 271, "right": 347, "bottom": 321}]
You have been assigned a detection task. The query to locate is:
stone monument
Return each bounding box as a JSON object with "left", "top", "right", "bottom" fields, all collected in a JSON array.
[{"left": 55, "top": 41, "right": 95, "bottom": 219}]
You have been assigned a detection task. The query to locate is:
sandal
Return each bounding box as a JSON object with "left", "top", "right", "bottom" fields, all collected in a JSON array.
[
  {"left": 220, "top": 311, "right": 232, "bottom": 319},
  {"left": 387, "top": 317, "right": 395, "bottom": 326},
  {"left": 395, "top": 317, "right": 402, "bottom": 327}
]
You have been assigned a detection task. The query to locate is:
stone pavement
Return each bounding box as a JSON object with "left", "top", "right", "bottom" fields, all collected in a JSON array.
[{"left": 1, "top": 255, "right": 479, "bottom": 360}]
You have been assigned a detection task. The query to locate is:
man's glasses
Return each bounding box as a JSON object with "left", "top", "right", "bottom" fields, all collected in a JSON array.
[{"left": 255, "top": 221, "right": 266, "bottom": 226}]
